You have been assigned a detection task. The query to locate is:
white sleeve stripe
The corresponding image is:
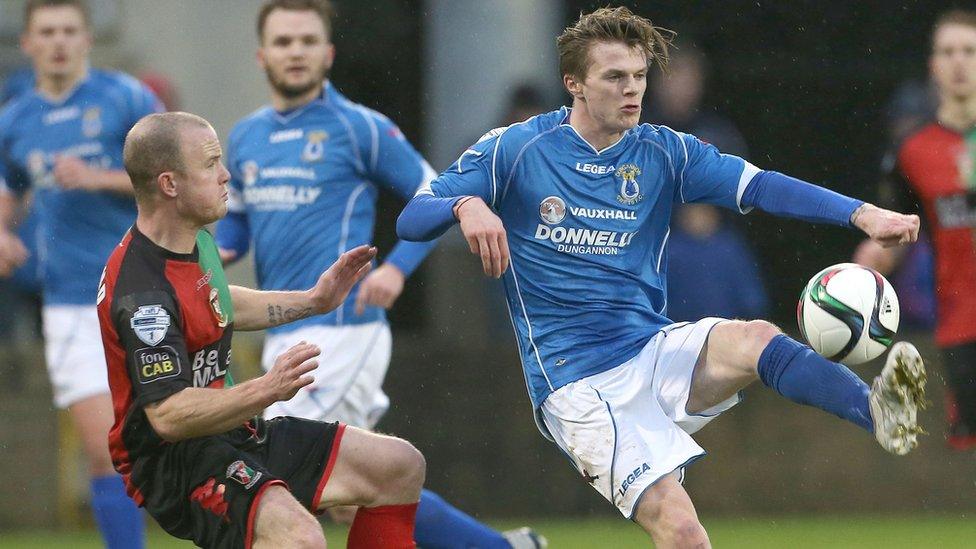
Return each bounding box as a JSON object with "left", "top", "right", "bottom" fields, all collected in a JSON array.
[
  {"left": 329, "top": 106, "right": 365, "bottom": 173},
  {"left": 490, "top": 135, "right": 502, "bottom": 208},
  {"left": 414, "top": 160, "right": 437, "bottom": 196},
  {"left": 659, "top": 126, "right": 689, "bottom": 202},
  {"left": 736, "top": 161, "right": 761, "bottom": 214},
  {"left": 655, "top": 227, "right": 670, "bottom": 273},
  {"left": 361, "top": 109, "right": 380, "bottom": 172}
]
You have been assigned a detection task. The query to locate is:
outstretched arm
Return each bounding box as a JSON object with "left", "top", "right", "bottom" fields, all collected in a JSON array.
[
  {"left": 230, "top": 245, "right": 377, "bottom": 330},
  {"left": 741, "top": 170, "right": 919, "bottom": 246},
  {"left": 145, "top": 342, "right": 320, "bottom": 441}
]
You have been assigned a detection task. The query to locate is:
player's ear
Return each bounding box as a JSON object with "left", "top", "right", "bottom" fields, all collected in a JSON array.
[
  {"left": 157, "top": 171, "right": 179, "bottom": 198},
  {"left": 256, "top": 47, "right": 267, "bottom": 70},
  {"left": 564, "top": 74, "right": 584, "bottom": 100},
  {"left": 324, "top": 43, "right": 336, "bottom": 69}
]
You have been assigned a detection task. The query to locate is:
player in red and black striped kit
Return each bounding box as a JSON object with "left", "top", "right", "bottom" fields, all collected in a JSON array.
[
  {"left": 98, "top": 111, "right": 425, "bottom": 548},
  {"left": 857, "top": 9, "right": 976, "bottom": 450}
]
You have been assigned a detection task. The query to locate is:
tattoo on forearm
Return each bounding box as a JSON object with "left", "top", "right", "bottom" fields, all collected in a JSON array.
[{"left": 266, "top": 304, "right": 313, "bottom": 326}]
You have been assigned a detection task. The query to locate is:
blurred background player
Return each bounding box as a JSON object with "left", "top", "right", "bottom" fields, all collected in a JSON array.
[
  {"left": 215, "top": 1, "right": 544, "bottom": 547},
  {"left": 0, "top": 1, "right": 163, "bottom": 547},
  {"left": 667, "top": 203, "right": 769, "bottom": 322},
  {"left": 856, "top": 9, "right": 976, "bottom": 451},
  {"left": 102, "top": 111, "right": 424, "bottom": 549},
  {"left": 398, "top": 7, "right": 924, "bottom": 546},
  {"left": 645, "top": 41, "right": 769, "bottom": 322}
]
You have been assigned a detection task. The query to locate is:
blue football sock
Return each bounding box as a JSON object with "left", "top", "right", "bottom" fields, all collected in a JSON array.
[
  {"left": 758, "top": 334, "right": 873, "bottom": 433},
  {"left": 90, "top": 474, "right": 145, "bottom": 549},
  {"left": 415, "top": 489, "right": 510, "bottom": 549}
]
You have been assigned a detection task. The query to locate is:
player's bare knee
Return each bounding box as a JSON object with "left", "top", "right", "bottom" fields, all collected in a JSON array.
[
  {"left": 282, "top": 507, "right": 326, "bottom": 549},
  {"left": 669, "top": 518, "right": 710, "bottom": 548},
  {"left": 385, "top": 438, "right": 425, "bottom": 502},
  {"left": 742, "top": 319, "right": 782, "bottom": 368}
]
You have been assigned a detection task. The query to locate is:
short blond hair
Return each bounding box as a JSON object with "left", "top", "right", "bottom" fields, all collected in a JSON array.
[{"left": 557, "top": 7, "right": 674, "bottom": 81}]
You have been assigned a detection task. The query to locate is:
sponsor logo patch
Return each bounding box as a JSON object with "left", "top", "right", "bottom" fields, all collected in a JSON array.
[
  {"left": 130, "top": 305, "right": 171, "bottom": 346},
  {"left": 617, "top": 462, "right": 652, "bottom": 499},
  {"left": 539, "top": 196, "right": 566, "bottom": 225},
  {"left": 226, "top": 460, "right": 262, "bottom": 489},
  {"left": 134, "top": 345, "right": 182, "bottom": 384},
  {"left": 242, "top": 160, "right": 259, "bottom": 186}
]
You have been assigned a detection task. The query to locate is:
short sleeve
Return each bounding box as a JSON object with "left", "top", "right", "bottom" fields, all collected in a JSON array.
[
  {"left": 112, "top": 291, "right": 193, "bottom": 407},
  {"left": 668, "top": 128, "right": 759, "bottom": 213},
  {"left": 425, "top": 128, "right": 512, "bottom": 208}
]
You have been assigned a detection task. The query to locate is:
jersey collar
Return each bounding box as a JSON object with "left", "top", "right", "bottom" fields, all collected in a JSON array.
[
  {"left": 131, "top": 224, "right": 199, "bottom": 262},
  {"left": 270, "top": 81, "right": 331, "bottom": 125},
  {"left": 32, "top": 67, "right": 91, "bottom": 107},
  {"left": 559, "top": 108, "right": 634, "bottom": 155}
]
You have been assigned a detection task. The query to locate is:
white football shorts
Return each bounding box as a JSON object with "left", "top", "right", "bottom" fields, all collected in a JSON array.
[
  {"left": 43, "top": 305, "right": 111, "bottom": 409},
  {"left": 262, "top": 321, "right": 392, "bottom": 429},
  {"left": 540, "top": 317, "right": 739, "bottom": 518}
]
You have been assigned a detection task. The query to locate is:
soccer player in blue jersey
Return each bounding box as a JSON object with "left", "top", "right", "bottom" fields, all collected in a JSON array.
[
  {"left": 398, "top": 7, "right": 927, "bottom": 547},
  {"left": 0, "top": 1, "right": 161, "bottom": 547},
  {"left": 215, "top": 1, "right": 544, "bottom": 548}
]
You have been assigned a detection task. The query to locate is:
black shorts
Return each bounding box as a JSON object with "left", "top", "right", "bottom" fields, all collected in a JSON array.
[{"left": 131, "top": 417, "right": 345, "bottom": 549}]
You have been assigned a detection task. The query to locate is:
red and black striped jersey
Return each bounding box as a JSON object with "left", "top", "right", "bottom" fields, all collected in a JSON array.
[
  {"left": 883, "top": 122, "right": 976, "bottom": 346},
  {"left": 96, "top": 225, "right": 235, "bottom": 503}
]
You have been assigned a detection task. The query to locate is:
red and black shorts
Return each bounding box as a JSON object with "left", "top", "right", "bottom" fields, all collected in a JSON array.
[{"left": 131, "top": 417, "right": 346, "bottom": 549}]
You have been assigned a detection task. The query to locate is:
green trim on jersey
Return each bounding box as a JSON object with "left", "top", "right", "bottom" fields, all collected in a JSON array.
[
  {"left": 965, "top": 127, "right": 976, "bottom": 191},
  {"left": 196, "top": 229, "right": 236, "bottom": 385}
]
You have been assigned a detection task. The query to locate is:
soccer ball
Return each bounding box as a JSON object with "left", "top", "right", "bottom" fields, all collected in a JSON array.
[{"left": 797, "top": 263, "right": 899, "bottom": 365}]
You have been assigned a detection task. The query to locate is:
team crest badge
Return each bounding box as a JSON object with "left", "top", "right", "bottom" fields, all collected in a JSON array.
[
  {"left": 302, "top": 130, "right": 329, "bottom": 162},
  {"left": 130, "top": 305, "right": 171, "bottom": 346},
  {"left": 226, "top": 460, "right": 262, "bottom": 489},
  {"left": 209, "top": 288, "right": 228, "bottom": 328},
  {"left": 539, "top": 196, "right": 566, "bottom": 225},
  {"left": 82, "top": 107, "right": 102, "bottom": 137},
  {"left": 615, "top": 163, "right": 643, "bottom": 205},
  {"left": 242, "top": 160, "right": 259, "bottom": 186}
]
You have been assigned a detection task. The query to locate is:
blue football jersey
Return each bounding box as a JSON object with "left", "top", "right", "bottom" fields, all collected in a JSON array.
[
  {"left": 0, "top": 67, "right": 34, "bottom": 106},
  {"left": 218, "top": 82, "right": 436, "bottom": 333},
  {"left": 423, "top": 108, "right": 760, "bottom": 407},
  {"left": 0, "top": 69, "right": 163, "bottom": 304}
]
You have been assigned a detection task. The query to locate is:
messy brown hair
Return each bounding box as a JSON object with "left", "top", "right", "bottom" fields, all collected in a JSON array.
[{"left": 557, "top": 7, "right": 674, "bottom": 81}]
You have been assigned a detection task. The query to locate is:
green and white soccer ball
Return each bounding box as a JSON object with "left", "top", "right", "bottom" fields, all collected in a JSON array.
[{"left": 797, "top": 263, "right": 899, "bottom": 365}]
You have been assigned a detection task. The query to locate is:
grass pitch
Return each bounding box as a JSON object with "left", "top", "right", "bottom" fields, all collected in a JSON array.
[{"left": 2, "top": 515, "right": 974, "bottom": 547}]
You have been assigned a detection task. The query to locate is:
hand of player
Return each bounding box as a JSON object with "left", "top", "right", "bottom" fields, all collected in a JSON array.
[
  {"left": 852, "top": 203, "right": 919, "bottom": 248},
  {"left": 218, "top": 247, "right": 238, "bottom": 266},
  {"left": 0, "top": 229, "right": 28, "bottom": 278},
  {"left": 354, "top": 262, "right": 405, "bottom": 316},
  {"left": 53, "top": 156, "right": 99, "bottom": 190},
  {"left": 308, "top": 244, "right": 377, "bottom": 313},
  {"left": 263, "top": 341, "right": 320, "bottom": 402},
  {"left": 456, "top": 197, "right": 509, "bottom": 278}
]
